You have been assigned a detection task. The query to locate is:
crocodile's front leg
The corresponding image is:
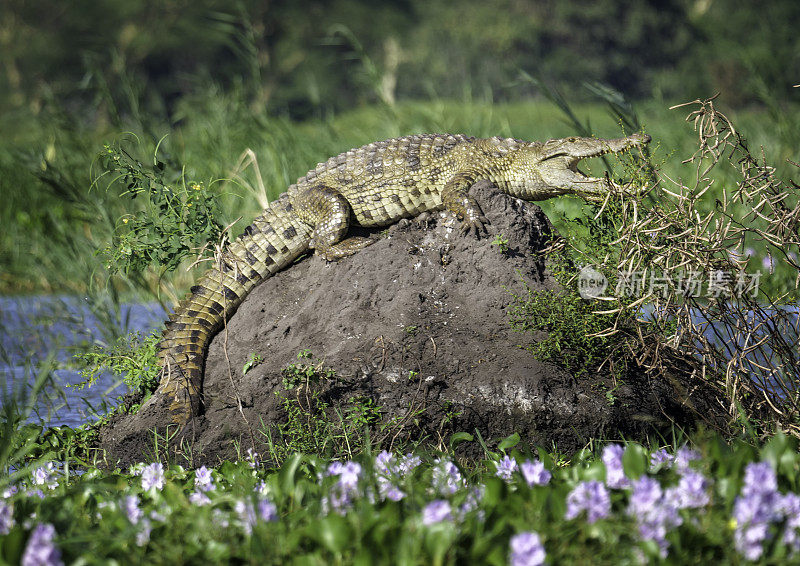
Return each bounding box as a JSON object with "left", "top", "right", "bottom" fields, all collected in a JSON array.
[
  {"left": 290, "top": 185, "right": 374, "bottom": 260},
  {"left": 440, "top": 170, "right": 490, "bottom": 237}
]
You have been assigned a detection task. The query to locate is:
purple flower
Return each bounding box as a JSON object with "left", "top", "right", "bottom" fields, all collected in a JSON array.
[
  {"left": 458, "top": 486, "right": 485, "bottom": 519},
  {"left": 141, "top": 463, "right": 165, "bottom": 491},
  {"left": 0, "top": 500, "right": 14, "bottom": 535},
  {"left": 649, "top": 449, "right": 673, "bottom": 471},
  {"left": 602, "top": 445, "right": 630, "bottom": 489},
  {"left": 120, "top": 495, "right": 142, "bottom": 524},
  {"left": 31, "top": 464, "right": 58, "bottom": 491},
  {"left": 732, "top": 462, "right": 783, "bottom": 560},
  {"left": 246, "top": 448, "right": 260, "bottom": 469},
  {"left": 3, "top": 485, "right": 18, "bottom": 498},
  {"left": 520, "top": 460, "right": 551, "bottom": 487},
  {"left": 21, "top": 523, "right": 63, "bottom": 566},
  {"left": 374, "top": 454, "right": 406, "bottom": 502},
  {"left": 674, "top": 446, "right": 701, "bottom": 475},
  {"left": 194, "top": 466, "right": 215, "bottom": 492},
  {"left": 628, "top": 476, "right": 682, "bottom": 557},
  {"left": 375, "top": 451, "right": 397, "bottom": 475},
  {"left": 189, "top": 491, "right": 211, "bottom": 506},
  {"left": 781, "top": 493, "right": 800, "bottom": 552},
  {"left": 398, "top": 454, "right": 422, "bottom": 475},
  {"left": 672, "top": 470, "right": 710, "bottom": 508},
  {"left": 735, "top": 522, "right": 770, "bottom": 561},
  {"left": 327, "top": 461, "right": 362, "bottom": 488},
  {"left": 235, "top": 500, "right": 257, "bottom": 535},
  {"left": 742, "top": 462, "right": 777, "bottom": 497},
  {"left": 565, "top": 481, "right": 611, "bottom": 524},
  {"left": 762, "top": 255, "right": 775, "bottom": 273},
  {"left": 509, "top": 532, "right": 546, "bottom": 566},
  {"left": 432, "top": 458, "right": 464, "bottom": 496},
  {"left": 135, "top": 518, "right": 152, "bottom": 547},
  {"left": 257, "top": 498, "right": 278, "bottom": 522},
  {"left": 495, "top": 455, "right": 518, "bottom": 482},
  {"left": 422, "top": 500, "right": 453, "bottom": 525},
  {"left": 323, "top": 462, "right": 363, "bottom": 515}
]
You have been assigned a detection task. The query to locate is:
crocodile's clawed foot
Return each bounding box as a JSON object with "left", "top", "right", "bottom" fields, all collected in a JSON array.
[
  {"left": 314, "top": 236, "right": 376, "bottom": 262},
  {"left": 459, "top": 214, "right": 490, "bottom": 239}
]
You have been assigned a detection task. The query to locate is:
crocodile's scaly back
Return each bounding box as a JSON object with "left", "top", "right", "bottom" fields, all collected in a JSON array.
[
  {"left": 157, "top": 194, "right": 313, "bottom": 422},
  {"left": 150, "top": 132, "right": 650, "bottom": 425}
]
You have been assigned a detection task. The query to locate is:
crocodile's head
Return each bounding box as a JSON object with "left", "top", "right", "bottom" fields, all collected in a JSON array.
[{"left": 509, "top": 132, "right": 651, "bottom": 202}]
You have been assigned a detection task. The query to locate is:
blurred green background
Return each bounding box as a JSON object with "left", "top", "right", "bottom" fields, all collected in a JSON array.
[{"left": 1, "top": 0, "right": 798, "bottom": 298}]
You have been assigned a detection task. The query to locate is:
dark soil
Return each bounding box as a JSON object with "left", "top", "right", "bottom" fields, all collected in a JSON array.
[{"left": 99, "top": 181, "right": 733, "bottom": 467}]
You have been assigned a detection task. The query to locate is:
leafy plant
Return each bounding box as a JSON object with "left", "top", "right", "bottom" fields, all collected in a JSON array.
[
  {"left": 95, "top": 138, "right": 224, "bottom": 274},
  {"left": 72, "top": 331, "right": 161, "bottom": 396}
]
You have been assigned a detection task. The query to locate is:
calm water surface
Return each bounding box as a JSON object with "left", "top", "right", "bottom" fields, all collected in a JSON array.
[{"left": 0, "top": 296, "right": 166, "bottom": 427}]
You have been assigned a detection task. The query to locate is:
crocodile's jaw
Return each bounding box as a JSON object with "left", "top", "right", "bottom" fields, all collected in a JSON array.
[{"left": 513, "top": 133, "right": 650, "bottom": 202}]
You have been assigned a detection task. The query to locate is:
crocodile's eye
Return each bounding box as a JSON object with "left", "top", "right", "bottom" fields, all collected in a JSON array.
[{"left": 567, "top": 137, "right": 577, "bottom": 143}]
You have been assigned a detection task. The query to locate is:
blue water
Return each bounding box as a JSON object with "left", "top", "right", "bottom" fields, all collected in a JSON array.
[{"left": 0, "top": 296, "right": 167, "bottom": 428}]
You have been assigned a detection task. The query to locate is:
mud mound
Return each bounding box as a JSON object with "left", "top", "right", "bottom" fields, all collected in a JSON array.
[{"left": 100, "top": 181, "right": 732, "bottom": 466}]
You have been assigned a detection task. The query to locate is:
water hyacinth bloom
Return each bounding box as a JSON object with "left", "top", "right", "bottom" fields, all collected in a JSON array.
[
  {"left": 628, "top": 476, "right": 682, "bottom": 558},
  {"left": 135, "top": 519, "right": 152, "bottom": 547},
  {"left": 398, "top": 453, "right": 422, "bottom": 475},
  {"left": 257, "top": 498, "right": 278, "bottom": 522},
  {"left": 674, "top": 446, "right": 701, "bottom": 475},
  {"left": 373, "top": 453, "right": 407, "bottom": 502},
  {"left": 432, "top": 458, "right": 464, "bottom": 496},
  {"left": 520, "top": 460, "right": 551, "bottom": 487},
  {"left": 422, "top": 500, "right": 453, "bottom": 525},
  {"left": 672, "top": 469, "right": 710, "bottom": 509},
  {"left": 565, "top": 481, "right": 611, "bottom": 524},
  {"left": 601, "top": 445, "right": 630, "bottom": 489},
  {"left": 649, "top": 449, "right": 673, "bottom": 471},
  {"left": 189, "top": 491, "right": 211, "bottom": 506},
  {"left": 458, "top": 486, "right": 485, "bottom": 520},
  {"left": 781, "top": 493, "right": 800, "bottom": 553},
  {"left": 733, "top": 461, "right": 783, "bottom": 560},
  {"left": 495, "top": 455, "right": 519, "bottom": 482},
  {"left": 120, "top": 495, "right": 143, "bottom": 525},
  {"left": 246, "top": 448, "right": 260, "bottom": 469},
  {"left": 141, "top": 463, "right": 165, "bottom": 491},
  {"left": 31, "top": 463, "right": 58, "bottom": 491},
  {"left": 21, "top": 523, "right": 63, "bottom": 566},
  {"left": 509, "top": 532, "right": 546, "bottom": 566},
  {"left": 0, "top": 500, "right": 14, "bottom": 535},
  {"left": 323, "top": 461, "right": 363, "bottom": 515},
  {"left": 194, "top": 466, "right": 215, "bottom": 492},
  {"left": 235, "top": 500, "right": 257, "bottom": 535}
]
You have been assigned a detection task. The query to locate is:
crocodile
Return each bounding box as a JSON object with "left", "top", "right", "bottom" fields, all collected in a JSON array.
[{"left": 150, "top": 132, "right": 650, "bottom": 425}]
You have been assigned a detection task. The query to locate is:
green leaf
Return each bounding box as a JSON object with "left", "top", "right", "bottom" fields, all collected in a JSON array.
[
  {"left": 449, "top": 432, "right": 474, "bottom": 452},
  {"left": 316, "top": 514, "right": 352, "bottom": 555},
  {"left": 497, "top": 433, "right": 520, "bottom": 453},
  {"left": 622, "top": 444, "right": 648, "bottom": 479}
]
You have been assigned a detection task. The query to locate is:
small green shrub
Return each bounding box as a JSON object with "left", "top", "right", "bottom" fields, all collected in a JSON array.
[
  {"left": 95, "top": 138, "right": 224, "bottom": 274},
  {"left": 72, "top": 331, "right": 161, "bottom": 396}
]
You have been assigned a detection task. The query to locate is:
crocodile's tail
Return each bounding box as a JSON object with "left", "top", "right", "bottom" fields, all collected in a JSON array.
[{"left": 152, "top": 194, "right": 313, "bottom": 425}]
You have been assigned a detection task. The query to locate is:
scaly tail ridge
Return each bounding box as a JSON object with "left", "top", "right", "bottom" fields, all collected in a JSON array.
[{"left": 151, "top": 195, "right": 313, "bottom": 425}]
